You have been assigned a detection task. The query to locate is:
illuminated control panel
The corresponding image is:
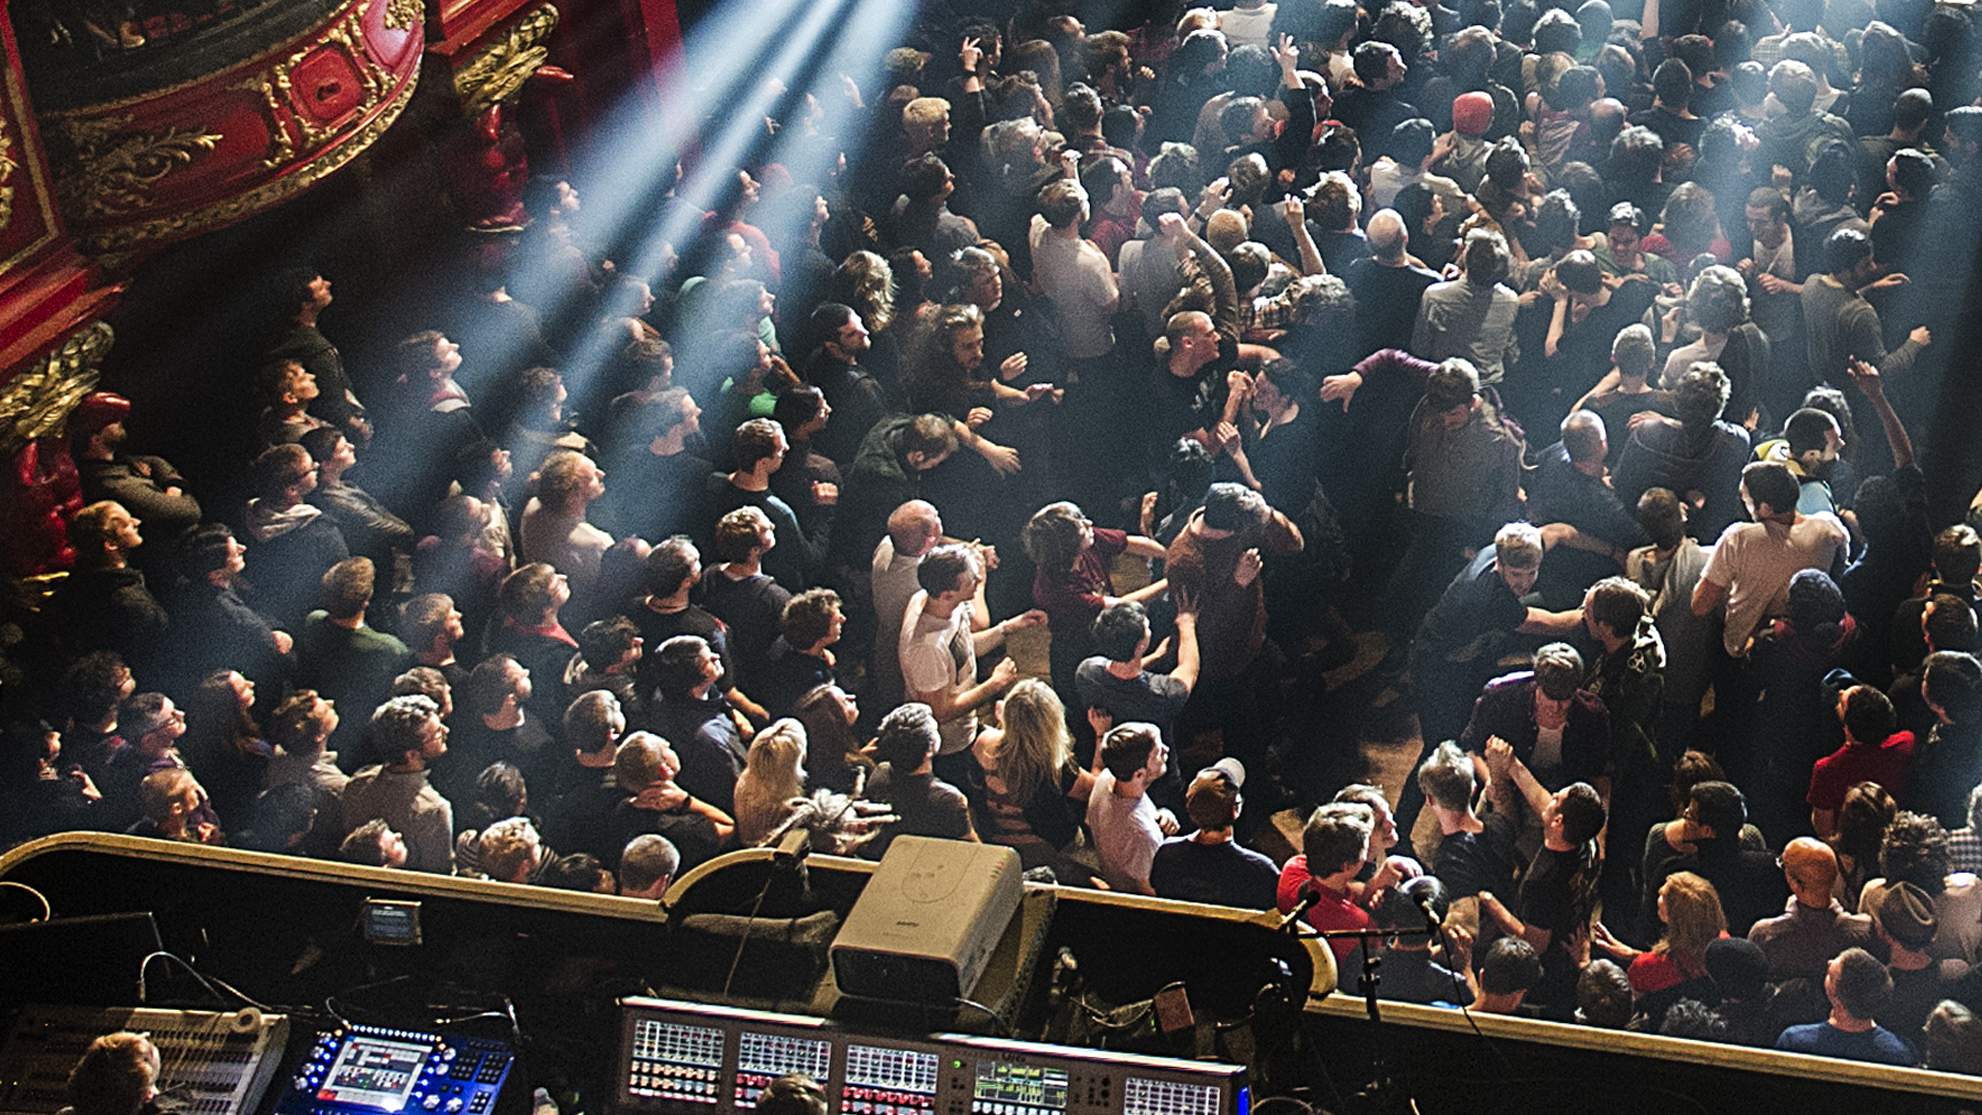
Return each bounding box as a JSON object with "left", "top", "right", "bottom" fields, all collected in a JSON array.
[
  {"left": 274, "top": 1026, "right": 513, "bottom": 1115},
  {"left": 628, "top": 1021, "right": 726, "bottom": 1104},
  {"left": 1121, "top": 1078, "right": 1222, "bottom": 1115},
  {"left": 842, "top": 1045, "right": 939, "bottom": 1115},
  {"left": 971, "top": 1062, "right": 1068, "bottom": 1115},
  {"left": 613, "top": 999, "right": 1245, "bottom": 1115},
  {"left": 735, "top": 1033, "right": 833, "bottom": 1108}
]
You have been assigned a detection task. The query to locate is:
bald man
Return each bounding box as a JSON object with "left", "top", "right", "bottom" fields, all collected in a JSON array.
[
  {"left": 869, "top": 500, "right": 945, "bottom": 708},
  {"left": 1344, "top": 208, "right": 1439, "bottom": 357},
  {"left": 1748, "top": 836, "right": 1873, "bottom": 981},
  {"left": 1529, "top": 408, "right": 1648, "bottom": 608}
]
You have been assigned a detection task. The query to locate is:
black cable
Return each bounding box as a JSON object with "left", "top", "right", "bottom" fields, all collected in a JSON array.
[
  {"left": 1432, "top": 919, "right": 1513, "bottom": 1076},
  {"left": 325, "top": 973, "right": 417, "bottom": 1028},
  {"left": 139, "top": 951, "right": 244, "bottom": 1007},
  {"left": 1298, "top": 1015, "right": 1349, "bottom": 1114},
  {"left": 436, "top": 998, "right": 522, "bottom": 1044},
  {"left": 953, "top": 996, "right": 1011, "bottom": 1037}
]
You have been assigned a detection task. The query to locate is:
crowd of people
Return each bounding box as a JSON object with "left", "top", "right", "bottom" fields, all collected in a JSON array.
[{"left": 9, "top": 0, "right": 1982, "bottom": 1075}]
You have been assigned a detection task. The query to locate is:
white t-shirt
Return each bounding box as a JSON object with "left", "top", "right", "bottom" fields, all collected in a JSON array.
[
  {"left": 1087, "top": 771, "right": 1162, "bottom": 892},
  {"left": 1702, "top": 512, "right": 1849, "bottom": 656},
  {"left": 900, "top": 592, "right": 978, "bottom": 754}
]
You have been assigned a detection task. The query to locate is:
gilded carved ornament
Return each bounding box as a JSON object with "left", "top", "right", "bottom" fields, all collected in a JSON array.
[
  {"left": 232, "top": 8, "right": 394, "bottom": 170},
  {"left": 453, "top": 4, "right": 559, "bottom": 113},
  {"left": 0, "top": 322, "right": 113, "bottom": 460},
  {"left": 80, "top": 70, "right": 417, "bottom": 253},
  {"left": 385, "top": 0, "right": 424, "bottom": 30},
  {"left": 270, "top": 11, "right": 388, "bottom": 149},
  {"left": 0, "top": 112, "right": 17, "bottom": 232},
  {"left": 53, "top": 116, "right": 223, "bottom": 219}
]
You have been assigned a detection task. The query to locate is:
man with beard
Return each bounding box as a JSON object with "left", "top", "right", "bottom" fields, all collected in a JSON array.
[
  {"left": 1756, "top": 408, "right": 1847, "bottom": 517},
  {"left": 801, "top": 304, "right": 886, "bottom": 469}
]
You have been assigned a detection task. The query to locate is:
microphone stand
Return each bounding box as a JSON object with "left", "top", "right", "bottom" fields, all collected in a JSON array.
[{"left": 1312, "top": 925, "right": 1438, "bottom": 1115}]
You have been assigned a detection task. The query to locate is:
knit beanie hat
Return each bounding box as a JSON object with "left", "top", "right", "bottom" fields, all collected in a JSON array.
[{"left": 1453, "top": 92, "right": 1495, "bottom": 137}]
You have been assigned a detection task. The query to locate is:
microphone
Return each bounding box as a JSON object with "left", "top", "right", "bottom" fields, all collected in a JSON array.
[
  {"left": 1406, "top": 885, "right": 1442, "bottom": 931},
  {"left": 1278, "top": 880, "right": 1323, "bottom": 932}
]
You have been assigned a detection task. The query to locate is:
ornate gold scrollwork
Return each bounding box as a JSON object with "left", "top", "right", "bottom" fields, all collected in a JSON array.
[
  {"left": 385, "top": 0, "right": 424, "bottom": 30},
  {"left": 233, "top": 74, "right": 299, "bottom": 170},
  {"left": 53, "top": 116, "right": 223, "bottom": 219},
  {"left": 0, "top": 112, "right": 17, "bottom": 233},
  {"left": 0, "top": 322, "right": 114, "bottom": 460},
  {"left": 80, "top": 69, "right": 417, "bottom": 253},
  {"left": 453, "top": 4, "right": 559, "bottom": 113},
  {"left": 267, "top": 10, "right": 389, "bottom": 152}
]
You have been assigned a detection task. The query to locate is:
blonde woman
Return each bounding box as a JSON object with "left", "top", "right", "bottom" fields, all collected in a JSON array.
[
  {"left": 733, "top": 719, "right": 808, "bottom": 847},
  {"left": 970, "top": 679, "right": 1100, "bottom": 884},
  {"left": 1593, "top": 870, "right": 1727, "bottom": 1028}
]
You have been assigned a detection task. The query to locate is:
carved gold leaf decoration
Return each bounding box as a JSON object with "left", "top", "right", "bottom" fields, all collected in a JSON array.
[
  {"left": 81, "top": 69, "right": 418, "bottom": 253},
  {"left": 454, "top": 4, "right": 559, "bottom": 113},
  {"left": 233, "top": 73, "right": 299, "bottom": 169},
  {"left": 265, "top": 11, "right": 388, "bottom": 155},
  {"left": 0, "top": 111, "right": 17, "bottom": 233},
  {"left": 0, "top": 322, "right": 114, "bottom": 460},
  {"left": 55, "top": 119, "right": 224, "bottom": 219},
  {"left": 384, "top": 0, "right": 423, "bottom": 30}
]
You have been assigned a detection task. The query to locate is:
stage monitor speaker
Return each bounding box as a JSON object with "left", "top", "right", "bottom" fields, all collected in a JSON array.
[{"left": 830, "top": 837, "right": 1022, "bottom": 1006}]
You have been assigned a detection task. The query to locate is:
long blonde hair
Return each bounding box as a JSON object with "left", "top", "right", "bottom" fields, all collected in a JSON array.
[
  {"left": 734, "top": 719, "right": 808, "bottom": 846},
  {"left": 990, "top": 679, "right": 1072, "bottom": 805},
  {"left": 1653, "top": 871, "right": 1726, "bottom": 965}
]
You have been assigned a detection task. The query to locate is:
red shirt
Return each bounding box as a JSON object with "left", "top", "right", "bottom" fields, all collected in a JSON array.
[
  {"left": 1627, "top": 937, "right": 1720, "bottom": 994},
  {"left": 1807, "top": 731, "right": 1917, "bottom": 812},
  {"left": 1277, "top": 854, "right": 1372, "bottom": 967},
  {"left": 1089, "top": 214, "right": 1137, "bottom": 269},
  {"left": 1032, "top": 527, "right": 1128, "bottom": 635}
]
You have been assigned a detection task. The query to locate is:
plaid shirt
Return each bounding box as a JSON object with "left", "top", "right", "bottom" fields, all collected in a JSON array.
[{"left": 1952, "top": 827, "right": 1982, "bottom": 876}]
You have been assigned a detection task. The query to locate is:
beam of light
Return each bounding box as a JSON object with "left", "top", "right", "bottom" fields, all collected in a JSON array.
[
  {"left": 516, "top": 0, "right": 916, "bottom": 431},
  {"left": 567, "top": 0, "right": 855, "bottom": 283},
  {"left": 620, "top": 0, "right": 857, "bottom": 282},
  {"left": 542, "top": 0, "right": 855, "bottom": 418}
]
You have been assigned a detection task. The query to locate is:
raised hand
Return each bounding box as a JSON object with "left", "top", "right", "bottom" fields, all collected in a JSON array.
[
  {"left": 1197, "top": 176, "right": 1232, "bottom": 218},
  {"left": 1270, "top": 32, "right": 1300, "bottom": 75},
  {"left": 1234, "top": 547, "right": 1263, "bottom": 587},
  {"left": 989, "top": 657, "right": 1019, "bottom": 688}
]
